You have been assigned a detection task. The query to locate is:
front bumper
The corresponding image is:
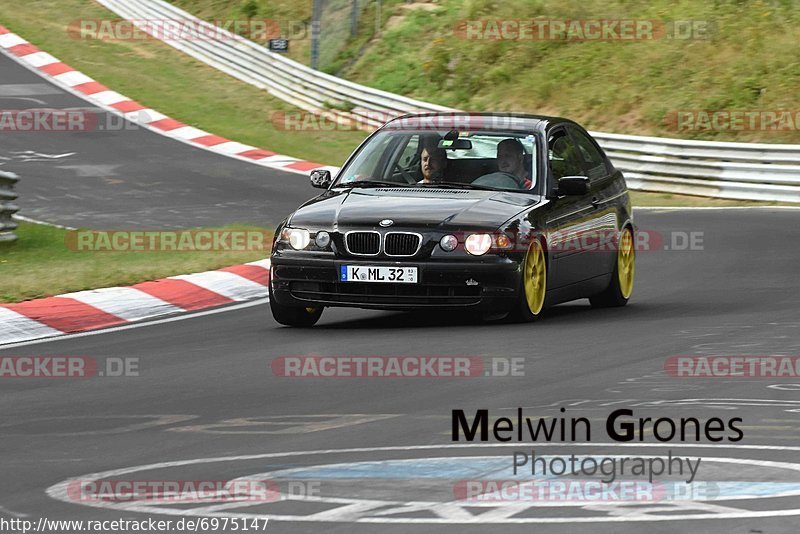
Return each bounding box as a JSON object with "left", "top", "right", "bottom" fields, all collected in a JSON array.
[{"left": 270, "top": 255, "right": 520, "bottom": 311}]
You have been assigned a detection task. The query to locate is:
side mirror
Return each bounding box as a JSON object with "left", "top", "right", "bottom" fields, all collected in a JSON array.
[
  {"left": 557, "top": 176, "right": 589, "bottom": 196},
  {"left": 310, "top": 169, "right": 332, "bottom": 189}
]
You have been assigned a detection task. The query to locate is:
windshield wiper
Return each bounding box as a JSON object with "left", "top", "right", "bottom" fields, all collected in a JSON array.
[
  {"left": 418, "top": 181, "right": 497, "bottom": 191},
  {"left": 336, "top": 180, "right": 409, "bottom": 188}
]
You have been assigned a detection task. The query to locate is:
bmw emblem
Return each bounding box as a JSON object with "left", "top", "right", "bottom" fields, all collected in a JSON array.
[{"left": 379, "top": 219, "right": 394, "bottom": 227}]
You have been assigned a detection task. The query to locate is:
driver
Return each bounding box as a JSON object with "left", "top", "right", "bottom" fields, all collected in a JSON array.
[
  {"left": 496, "top": 138, "right": 530, "bottom": 188},
  {"left": 419, "top": 143, "right": 447, "bottom": 184}
]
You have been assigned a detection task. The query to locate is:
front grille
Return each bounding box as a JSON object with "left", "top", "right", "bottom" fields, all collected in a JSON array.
[
  {"left": 345, "top": 231, "right": 380, "bottom": 255},
  {"left": 289, "top": 282, "right": 481, "bottom": 307},
  {"left": 385, "top": 233, "right": 421, "bottom": 256}
]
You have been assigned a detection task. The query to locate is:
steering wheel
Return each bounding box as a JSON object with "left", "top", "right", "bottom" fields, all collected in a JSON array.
[
  {"left": 398, "top": 165, "right": 419, "bottom": 184},
  {"left": 472, "top": 171, "right": 522, "bottom": 189},
  {"left": 397, "top": 152, "right": 422, "bottom": 184}
]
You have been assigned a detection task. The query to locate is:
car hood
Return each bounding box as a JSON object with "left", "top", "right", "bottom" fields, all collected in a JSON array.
[{"left": 288, "top": 187, "right": 541, "bottom": 230}]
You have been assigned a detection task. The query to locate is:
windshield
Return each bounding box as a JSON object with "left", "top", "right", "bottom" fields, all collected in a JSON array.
[{"left": 334, "top": 129, "right": 538, "bottom": 192}]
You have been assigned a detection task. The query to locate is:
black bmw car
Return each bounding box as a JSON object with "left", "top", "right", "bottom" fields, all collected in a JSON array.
[{"left": 269, "top": 113, "right": 635, "bottom": 327}]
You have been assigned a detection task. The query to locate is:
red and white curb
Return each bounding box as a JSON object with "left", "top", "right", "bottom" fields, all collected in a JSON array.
[
  {"left": 0, "top": 260, "right": 271, "bottom": 345},
  {"left": 0, "top": 24, "right": 333, "bottom": 345},
  {"left": 0, "top": 25, "right": 339, "bottom": 177}
]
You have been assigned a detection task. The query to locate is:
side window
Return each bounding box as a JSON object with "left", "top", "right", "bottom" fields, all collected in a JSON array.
[
  {"left": 395, "top": 134, "right": 419, "bottom": 175},
  {"left": 397, "top": 135, "right": 419, "bottom": 169},
  {"left": 385, "top": 134, "right": 422, "bottom": 182},
  {"left": 570, "top": 129, "right": 609, "bottom": 181},
  {"left": 548, "top": 130, "right": 584, "bottom": 181},
  {"left": 341, "top": 133, "right": 396, "bottom": 182}
]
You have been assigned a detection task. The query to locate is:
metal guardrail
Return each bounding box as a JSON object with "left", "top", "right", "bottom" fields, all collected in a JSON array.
[
  {"left": 589, "top": 132, "right": 800, "bottom": 202},
  {"left": 0, "top": 171, "right": 20, "bottom": 243},
  {"left": 98, "top": 0, "right": 451, "bottom": 129},
  {"left": 98, "top": 0, "right": 800, "bottom": 203}
]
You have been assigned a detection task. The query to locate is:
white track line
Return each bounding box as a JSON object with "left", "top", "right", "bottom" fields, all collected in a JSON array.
[
  {"left": 12, "top": 215, "right": 77, "bottom": 230},
  {"left": 45, "top": 442, "right": 800, "bottom": 524}
]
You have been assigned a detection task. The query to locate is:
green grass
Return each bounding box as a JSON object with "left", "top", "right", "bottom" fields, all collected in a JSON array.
[
  {"left": 6, "top": 0, "right": 798, "bottom": 149},
  {"left": 164, "top": 0, "right": 800, "bottom": 144},
  {"left": 167, "top": 0, "right": 314, "bottom": 65},
  {"left": 339, "top": 0, "right": 800, "bottom": 144},
  {"left": 165, "top": 0, "right": 406, "bottom": 74},
  {"left": 0, "top": 0, "right": 367, "bottom": 166},
  {"left": 0, "top": 223, "right": 271, "bottom": 303},
  {"left": 2, "top": 0, "right": 797, "bottom": 165}
]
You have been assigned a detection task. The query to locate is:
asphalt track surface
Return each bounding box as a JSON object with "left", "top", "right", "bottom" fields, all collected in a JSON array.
[
  {"left": 3, "top": 43, "right": 800, "bottom": 534},
  {"left": 0, "top": 52, "right": 311, "bottom": 229},
  {"left": 1, "top": 208, "right": 799, "bottom": 534}
]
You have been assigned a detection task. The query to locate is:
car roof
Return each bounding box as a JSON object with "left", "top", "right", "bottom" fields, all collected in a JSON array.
[{"left": 382, "top": 112, "right": 577, "bottom": 133}]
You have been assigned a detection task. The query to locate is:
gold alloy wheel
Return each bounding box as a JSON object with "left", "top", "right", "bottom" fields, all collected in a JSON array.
[
  {"left": 523, "top": 239, "right": 547, "bottom": 315},
  {"left": 618, "top": 227, "right": 635, "bottom": 299}
]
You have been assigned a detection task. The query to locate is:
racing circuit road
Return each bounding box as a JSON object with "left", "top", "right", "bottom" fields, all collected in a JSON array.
[
  {"left": 0, "top": 52, "right": 309, "bottom": 229},
  {"left": 3, "top": 45, "right": 800, "bottom": 534}
]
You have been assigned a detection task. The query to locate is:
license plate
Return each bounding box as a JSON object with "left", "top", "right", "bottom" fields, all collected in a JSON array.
[{"left": 341, "top": 265, "right": 418, "bottom": 283}]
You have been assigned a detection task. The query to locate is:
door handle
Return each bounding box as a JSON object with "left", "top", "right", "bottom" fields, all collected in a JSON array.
[{"left": 591, "top": 197, "right": 600, "bottom": 208}]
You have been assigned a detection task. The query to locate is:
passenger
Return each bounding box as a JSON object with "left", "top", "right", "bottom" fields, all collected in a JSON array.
[
  {"left": 496, "top": 138, "right": 531, "bottom": 188},
  {"left": 419, "top": 143, "right": 447, "bottom": 184}
]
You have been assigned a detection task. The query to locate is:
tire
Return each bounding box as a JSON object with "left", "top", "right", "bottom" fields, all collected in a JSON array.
[
  {"left": 269, "top": 284, "right": 323, "bottom": 327},
  {"left": 508, "top": 237, "right": 548, "bottom": 322},
  {"left": 590, "top": 225, "right": 635, "bottom": 308}
]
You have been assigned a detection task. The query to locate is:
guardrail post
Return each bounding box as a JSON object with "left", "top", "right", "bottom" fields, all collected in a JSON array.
[
  {"left": 350, "top": 0, "right": 359, "bottom": 37},
  {"left": 311, "top": 0, "right": 322, "bottom": 70},
  {"left": 0, "top": 170, "right": 20, "bottom": 243}
]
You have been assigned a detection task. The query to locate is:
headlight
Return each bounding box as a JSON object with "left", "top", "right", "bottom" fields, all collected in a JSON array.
[
  {"left": 281, "top": 227, "right": 310, "bottom": 250},
  {"left": 439, "top": 234, "right": 458, "bottom": 252},
  {"left": 315, "top": 231, "right": 331, "bottom": 248},
  {"left": 465, "top": 233, "right": 492, "bottom": 256}
]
